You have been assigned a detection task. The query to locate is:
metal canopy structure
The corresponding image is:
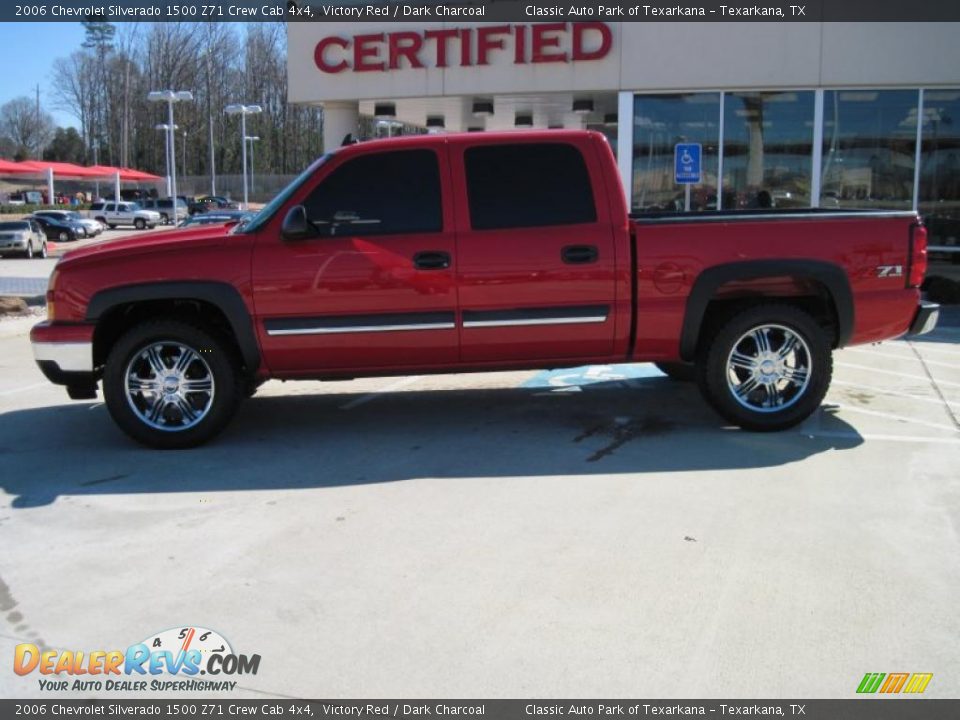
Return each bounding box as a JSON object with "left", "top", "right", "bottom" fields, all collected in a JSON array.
[{"left": 0, "top": 160, "right": 163, "bottom": 203}]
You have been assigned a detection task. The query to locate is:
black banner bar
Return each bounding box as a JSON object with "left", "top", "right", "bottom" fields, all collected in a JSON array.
[
  {"left": 5, "top": 0, "right": 960, "bottom": 23},
  {"left": 2, "top": 700, "right": 960, "bottom": 719}
]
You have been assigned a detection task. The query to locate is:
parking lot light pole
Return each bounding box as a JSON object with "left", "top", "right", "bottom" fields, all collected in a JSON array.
[
  {"left": 225, "top": 104, "right": 263, "bottom": 210},
  {"left": 154, "top": 123, "right": 177, "bottom": 197},
  {"left": 148, "top": 90, "right": 193, "bottom": 203},
  {"left": 245, "top": 135, "right": 260, "bottom": 197}
]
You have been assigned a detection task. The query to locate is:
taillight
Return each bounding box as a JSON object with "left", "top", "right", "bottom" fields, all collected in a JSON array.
[
  {"left": 45, "top": 268, "right": 59, "bottom": 321},
  {"left": 908, "top": 224, "right": 928, "bottom": 288}
]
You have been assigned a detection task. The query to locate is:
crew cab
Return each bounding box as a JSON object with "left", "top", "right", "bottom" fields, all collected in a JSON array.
[
  {"left": 88, "top": 201, "right": 160, "bottom": 230},
  {"left": 31, "top": 131, "right": 938, "bottom": 448}
]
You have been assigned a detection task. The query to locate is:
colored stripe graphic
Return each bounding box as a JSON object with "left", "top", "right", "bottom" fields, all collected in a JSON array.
[
  {"left": 903, "top": 673, "right": 933, "bottom": 694},
  {"left": 857, "top": 673, "right": 885, "bottom": 694},
  {"left": 879, "top": 673, "right": 909, "bottom": 693}
]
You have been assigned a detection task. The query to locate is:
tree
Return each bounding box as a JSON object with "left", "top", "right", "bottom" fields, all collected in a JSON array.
[
  {"left": 44, "top": 127, "right": 87, "bottom": 163},
  {"left": 0, "top": 96, "right": 55, "bottom": 158}
]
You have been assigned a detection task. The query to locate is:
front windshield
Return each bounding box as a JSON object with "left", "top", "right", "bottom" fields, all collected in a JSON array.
[{"left": 238, "top": 153, "right": 332, "bottom": 234}]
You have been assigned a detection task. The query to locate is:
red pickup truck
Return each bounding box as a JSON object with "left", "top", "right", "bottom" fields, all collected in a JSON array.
[{"left": 31, "top": 130, "right": 938, "bottom": 448}]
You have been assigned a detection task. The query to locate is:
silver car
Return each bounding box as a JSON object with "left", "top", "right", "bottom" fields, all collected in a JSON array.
[{"left": 0, "top": 219, "right": 47, "bottom": 259}]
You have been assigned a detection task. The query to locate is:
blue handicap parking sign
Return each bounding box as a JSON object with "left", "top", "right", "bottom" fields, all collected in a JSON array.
[{"left": 674, "top": 143, "right": 702, "bottom": 184}]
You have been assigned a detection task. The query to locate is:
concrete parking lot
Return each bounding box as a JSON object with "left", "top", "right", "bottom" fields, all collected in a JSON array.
[{"left": 0, "top": 307, "right": 958, "bottom": 699}]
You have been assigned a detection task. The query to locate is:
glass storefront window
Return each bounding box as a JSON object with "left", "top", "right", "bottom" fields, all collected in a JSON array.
[
  {"left": 821, "top": 90, "right": 919, "bottom": 210},
  {"left": 632, "top": 93, "right": 720, "bottom": 213},
  {"left": 722, "top": 91, "right": 815, "bottom": 210},
  {"left": 918, "top": 90, "right": 960, "bottom": 290}
]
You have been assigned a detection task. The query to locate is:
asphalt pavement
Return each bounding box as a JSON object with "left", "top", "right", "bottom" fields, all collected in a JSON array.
[{"left": 0, "top": 309, "right": 958, "bottom": 699}]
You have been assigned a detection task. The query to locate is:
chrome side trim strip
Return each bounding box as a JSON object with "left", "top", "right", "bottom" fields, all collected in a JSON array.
[
  {"left": 267, "top": 323, "right": 455, "bottom": 336},
  {"left": 632, "top": 210, "right": 917, "bottom": 224},
  {"left": 463, "top": 316, "right": 607, "bottom": 328},
  {"left": 32, "top": 342, "right": 93, "bottom": 372}
]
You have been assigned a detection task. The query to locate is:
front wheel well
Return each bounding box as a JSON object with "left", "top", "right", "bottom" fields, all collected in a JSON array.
[{"left": 93, "top": 299, "right": 248, "bottom": 374}]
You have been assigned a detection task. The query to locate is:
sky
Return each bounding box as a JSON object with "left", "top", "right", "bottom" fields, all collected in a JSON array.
[{"left": 0, "top": 22, "right": 89, "bottom": 128}]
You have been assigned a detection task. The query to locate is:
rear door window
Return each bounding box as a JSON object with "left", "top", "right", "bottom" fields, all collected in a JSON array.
[{"left": 464, "top": 143, "right": 597, "bottom": 230}]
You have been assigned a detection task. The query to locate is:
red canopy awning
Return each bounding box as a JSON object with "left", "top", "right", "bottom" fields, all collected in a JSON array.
[
  {"left": 86, "top": 165, "right": 163, "bottom": 182},
  {"left": 0, "top": 159, "right": 34, "bottom": 174},
  {"left": 0, "top": 160, "right": 163, "bottom": 182},
  {"left": 14, "top": 160, "right": 107, "bottom": 178}
]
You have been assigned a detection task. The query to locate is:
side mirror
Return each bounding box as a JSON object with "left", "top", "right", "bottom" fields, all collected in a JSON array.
[{"left": 281, "top": 205, "right": 313, "bottom": 241}]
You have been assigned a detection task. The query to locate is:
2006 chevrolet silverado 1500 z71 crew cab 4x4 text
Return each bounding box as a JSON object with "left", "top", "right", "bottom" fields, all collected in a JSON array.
[{"left": 30, "top": 131, "right": 939, "bottom": 448}]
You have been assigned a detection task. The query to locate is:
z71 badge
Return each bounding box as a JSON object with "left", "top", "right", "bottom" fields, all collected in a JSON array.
[{"left": 877, "top": 265, "right": 904, "bottom": 278}]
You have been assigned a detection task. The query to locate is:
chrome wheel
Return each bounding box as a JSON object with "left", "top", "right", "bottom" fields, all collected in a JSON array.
[
  {"left": 726, "top": 323, "right": 811, "bottom": 413},
  {"left": 124, "top": 341, "right": 215, "bottom": 431}
]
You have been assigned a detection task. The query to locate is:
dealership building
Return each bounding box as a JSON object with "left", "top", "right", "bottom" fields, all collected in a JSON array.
[{"left": 287, "top": 21, "right": 960, "bottom": 254}]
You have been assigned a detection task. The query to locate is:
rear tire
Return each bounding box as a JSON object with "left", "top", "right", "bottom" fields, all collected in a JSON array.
[
  {"left": 655, "top": 361, "right": 696, "bottom": 382},
  {"left": 103, "top": 320, "right": 243, "bottom": 449},
  {"left": 696, "top": 304, "right": 832, "bottom": 431},
  {"left": 108, "top": 223, "right": 116, "bottom": 229},
  {"left": 160, "top": 213, "right": 169, "bottom": 225}
]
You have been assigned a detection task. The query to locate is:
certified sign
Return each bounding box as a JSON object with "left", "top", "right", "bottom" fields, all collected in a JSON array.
[{"left": 674, "top": 143, "right": 702, "bottom": 184}]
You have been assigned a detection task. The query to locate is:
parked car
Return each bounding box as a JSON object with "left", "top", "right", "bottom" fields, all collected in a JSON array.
[
  {"left": 32, "top": 215, "right": 83, "bottom": 243},
  {"left": 31, "top": 130, "right": 938, "bottom": 448},
  {"left": 141, "top": 198, "right": 189, "bottom": 225},
  {"left": 188, "top": 195, "right": 238, "bottom": 215},
  {"left": 6, "top": 190, "right": 44, "bottom": 206},
  {"left": 179, "top": 211, "right": 254, "bottom": 228},
  {"left": 88, "top": 201, "right": 160, "bottom": 230},
  {"left": 32, "top": 210, "right": 102, "bottom": 238},
  {"left": 0, "top": 219, "right": 47, "bottom": 258}
]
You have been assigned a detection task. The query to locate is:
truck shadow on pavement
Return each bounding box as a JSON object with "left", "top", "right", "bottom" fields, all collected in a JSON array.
[{"left": 0, "top": 376, "right": 863, "bottom": 508}]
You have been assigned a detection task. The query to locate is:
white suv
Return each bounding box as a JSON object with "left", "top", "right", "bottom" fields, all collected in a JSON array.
[{"left": 89, "top": 201, "right": 161, "bottom": 230}]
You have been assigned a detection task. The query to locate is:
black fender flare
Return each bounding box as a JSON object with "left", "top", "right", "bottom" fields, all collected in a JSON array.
[
  {"left": 679, "top": 259, "right": 854, "bottom": 361},
  {"left": 86, "top": 281, "right": 261, "bottom": 372}
]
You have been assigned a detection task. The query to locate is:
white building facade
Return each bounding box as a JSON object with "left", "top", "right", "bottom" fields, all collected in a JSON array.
[{"left": 288, "top": 21, "right": 960, "bottom": 253}]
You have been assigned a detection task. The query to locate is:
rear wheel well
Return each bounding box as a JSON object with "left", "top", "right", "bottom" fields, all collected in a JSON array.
[
  {"left": 693, "top": 278, "right": 840, "bottom": 360},
  {"left": 93, "top": 299, "right": 247, "bottom": 374}
]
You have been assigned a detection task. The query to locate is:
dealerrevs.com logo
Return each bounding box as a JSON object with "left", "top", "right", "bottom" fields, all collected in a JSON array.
[{"left": 13, "top": 626, "right": 261, "bottom": 693}]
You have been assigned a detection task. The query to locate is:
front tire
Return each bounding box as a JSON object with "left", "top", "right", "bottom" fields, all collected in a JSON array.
[
  {"left": 38, "top": 242, "right": 47, "bottom": 259},
  {"left": 134, "top": 218, "right": 146, "bottom": 230},
  {"left": 103, "top": 320, "right": 242, "bottom": 449},
  {"left": 697, "top": 305, "right": 832, "bottom": 431}
]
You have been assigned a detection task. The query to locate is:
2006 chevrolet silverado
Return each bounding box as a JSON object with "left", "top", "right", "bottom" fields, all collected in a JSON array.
[{"left": 30, "top": 130, "right": 939, "bottom": 448}]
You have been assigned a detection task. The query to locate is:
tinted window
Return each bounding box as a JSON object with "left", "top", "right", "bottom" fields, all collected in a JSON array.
[
  {"left": 0, "top": 222, "right": 28, "bottom": 230},
  {"left": 464, "top": 143, "right": 597, "bottom": 230},
  {"left": 90, "top": 202, "right": 104, "bottom": 211},
  {"left": 303, "top": 149, "right": 442, "bottom": 236}
]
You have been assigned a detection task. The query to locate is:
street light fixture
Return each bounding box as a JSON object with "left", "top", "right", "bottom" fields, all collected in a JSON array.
[
  {"left": 154, "top": 122, "right": 179, "bottom": 197},
  {"left": 148, "top": 90, "right": 193, "bottom": 203},
  {"left": 245, "top": 136, "right": 260, "bottom": 198},
  {"left": 225, "top": 104, "right": 262, "bottom": 209}
]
